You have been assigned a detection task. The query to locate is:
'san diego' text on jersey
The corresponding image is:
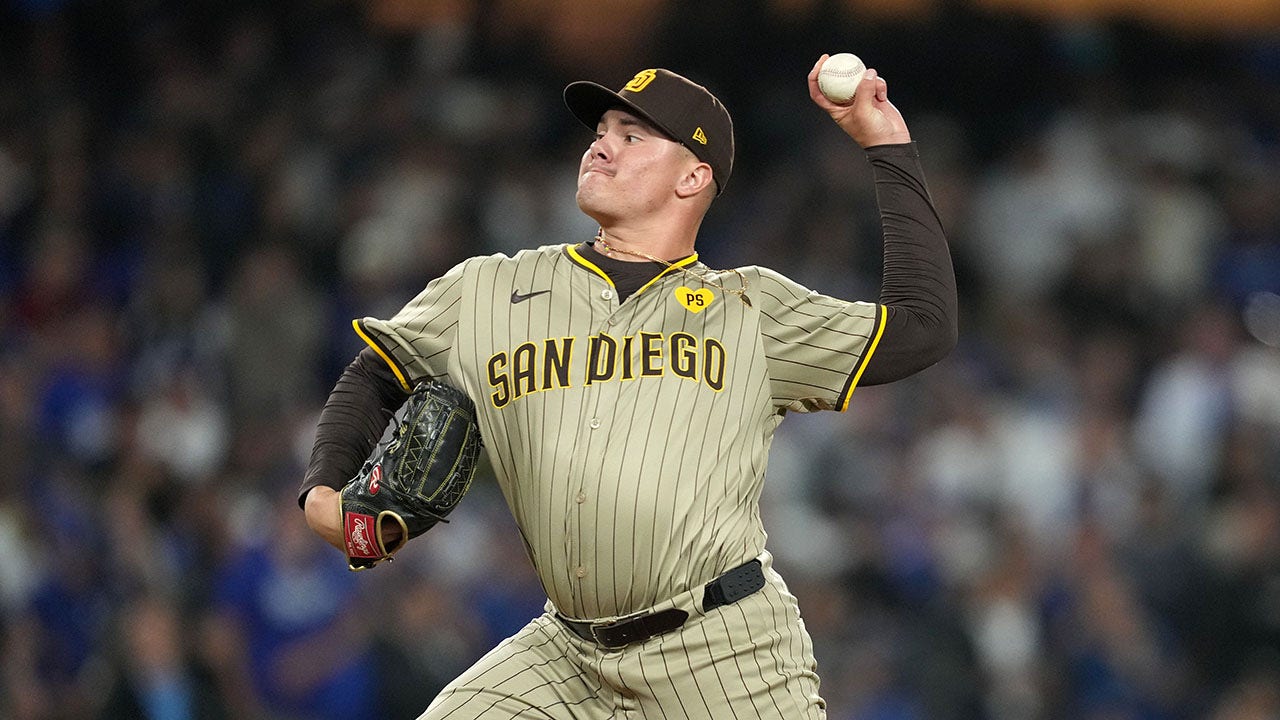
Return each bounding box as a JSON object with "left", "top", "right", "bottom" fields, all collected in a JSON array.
[{"left": 486, "top": 331, "right": 727, "bottom": 408}]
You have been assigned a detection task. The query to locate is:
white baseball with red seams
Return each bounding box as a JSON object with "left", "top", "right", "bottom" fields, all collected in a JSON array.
[{"left": 818, "top": 52, "right": 866, "bottom": 104}]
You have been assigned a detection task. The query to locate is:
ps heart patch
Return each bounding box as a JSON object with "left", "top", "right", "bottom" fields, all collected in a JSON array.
[{"left": 676, "top": 287, "right": 714, "bottom": 313}]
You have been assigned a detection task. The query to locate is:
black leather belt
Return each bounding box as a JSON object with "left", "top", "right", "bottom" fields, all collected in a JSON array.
[{"left": 556, "top": 559, "right": 765, "bottom": 649}]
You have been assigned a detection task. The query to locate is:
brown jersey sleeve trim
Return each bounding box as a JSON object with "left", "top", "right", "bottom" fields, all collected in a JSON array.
[
  {"left": 352, "top": 318, "right": 412, "bottom": 392},
  {"left": 838, "top": 303, "right": 887, "bottom": 411}
]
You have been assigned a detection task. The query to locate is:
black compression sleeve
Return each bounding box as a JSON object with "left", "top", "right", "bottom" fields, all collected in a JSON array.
[
  {"left": 297, "top": 346, "right": 409, "bottom": 507},
  {"left": 858, "top": 142, "right": 958, "bottom": 385}
]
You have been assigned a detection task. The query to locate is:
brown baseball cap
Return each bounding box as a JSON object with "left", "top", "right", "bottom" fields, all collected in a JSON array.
[{"left": 564, "top": 68, "right": 735, "bottom": 195}]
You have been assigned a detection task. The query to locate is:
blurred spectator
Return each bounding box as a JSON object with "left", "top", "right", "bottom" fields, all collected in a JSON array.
[
  {"left": 1132, "top": 303, "right": 1240, "bottom": 508},
  {"left": 965, "top": 115, "right": 1127, "bottom": 305},
  {"left": 203, "top": 491, "right": 380, "bottom": 719},
  {"left": 97, "top": 592, "right": 231, "bottom": 720},
  {"left": 220, "top": 244, "right": 324, "bottom": 430},
  {"left": 2, "top": 468, "right": 109, "bottom": 720},
  {"left": 368, "top": 572, "right": 488, "bottom": 718},
  {"left": 1129, "top": 158, "right": 1225, "bottom": 310},
  {"left": 133, "top": 367, "right": 229, "bottom": 484}
]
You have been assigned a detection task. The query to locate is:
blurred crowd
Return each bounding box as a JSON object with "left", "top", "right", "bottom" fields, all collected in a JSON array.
[{"left": 2, "top": 1, "right": 1279, "bottom": 719}]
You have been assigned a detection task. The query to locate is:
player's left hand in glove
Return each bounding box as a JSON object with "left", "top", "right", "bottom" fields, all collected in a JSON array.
[{"left": 339, "top": 380, "right": 483, "bottom": 570}]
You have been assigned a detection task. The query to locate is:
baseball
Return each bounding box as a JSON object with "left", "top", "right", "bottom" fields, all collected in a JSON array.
[{"left": 817, "top": 53, "right": 866, "bottom": 104}]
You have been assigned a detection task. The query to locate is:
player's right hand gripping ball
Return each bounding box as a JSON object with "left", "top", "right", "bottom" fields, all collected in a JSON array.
[
  {"left": 339, "top": 380, "right": 483, "bottom": 570},
  {"left": 818, "top": 52, "right": 866, "bottom": 104}
]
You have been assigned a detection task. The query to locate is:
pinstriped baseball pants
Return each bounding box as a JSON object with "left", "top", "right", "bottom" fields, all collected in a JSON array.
[{"left": 417, "top": 561, "right": 827, "bottom": 719}]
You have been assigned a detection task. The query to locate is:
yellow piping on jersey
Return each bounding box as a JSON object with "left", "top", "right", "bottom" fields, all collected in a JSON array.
[
  {"left": 352, "top": 319, "right": 412, "bottom": 392},
  {"left": 566, "top": 245, "right": 615, "bottom": 286},
  {"left": 635, "top": 254, "right": 698, "bottom": 296},
  {"left": 840, "top": 304, "right": 887, "bottom": 412},
  {"left": 566, "top": 244, "right": 700, "bottom": 298}
]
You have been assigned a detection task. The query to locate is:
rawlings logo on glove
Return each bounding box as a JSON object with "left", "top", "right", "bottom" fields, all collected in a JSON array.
[
  {"left": 339, "top": 381, "right": 483, "bottom": 570},
  {"left": 345, "top": 512, "right": 380, "bottom": 560}
]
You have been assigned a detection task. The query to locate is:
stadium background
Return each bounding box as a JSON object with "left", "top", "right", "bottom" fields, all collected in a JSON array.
[{"left": 2, "top": 1, "right": 1279, "bottom": 718}]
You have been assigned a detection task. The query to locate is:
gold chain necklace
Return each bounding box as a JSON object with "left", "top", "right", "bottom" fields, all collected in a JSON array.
[{"left": 594, "top": 230, "right": 751, "bottom": 307}]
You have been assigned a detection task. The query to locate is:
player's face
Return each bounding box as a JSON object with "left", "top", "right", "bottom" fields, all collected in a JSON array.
[{"left": 576, "top": 109, "right": 698, "bottom": 224}]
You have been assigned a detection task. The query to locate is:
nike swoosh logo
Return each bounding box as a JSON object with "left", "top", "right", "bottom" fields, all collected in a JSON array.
[{"left": 511, "top": 289, "right": 551, "bottom": 304}]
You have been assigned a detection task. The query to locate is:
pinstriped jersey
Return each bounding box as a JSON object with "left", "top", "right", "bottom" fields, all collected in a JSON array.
[{"left": 355, "top": 243, "right": 884, "bottom": 618}]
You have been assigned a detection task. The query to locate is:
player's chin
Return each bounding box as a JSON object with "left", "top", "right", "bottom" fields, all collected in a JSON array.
[{"left": 574, "top": 184, "right": 611, "bottom": 219}]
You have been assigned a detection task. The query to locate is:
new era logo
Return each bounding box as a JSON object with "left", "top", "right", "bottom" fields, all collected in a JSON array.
[{"left": 692, "top": 127, "right": 707, "bottom": 145}]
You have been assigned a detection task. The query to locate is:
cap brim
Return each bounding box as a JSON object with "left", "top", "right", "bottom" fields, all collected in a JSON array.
[{"left": 563, "top": 81, "right": 681, "bottom": 145}]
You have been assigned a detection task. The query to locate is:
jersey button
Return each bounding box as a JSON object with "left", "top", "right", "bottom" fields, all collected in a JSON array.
[
  {"left": 601, "top": 289, "right": 614, "bottom": 301},
  {"left": 575, "top": 566, "right": 587, "bottom": 578},
  {"left": 576, "top": 491, "right": 587, "bottom": 503},
  {"left": 589, "top": 418, "right": 601, "bottom": 429}
]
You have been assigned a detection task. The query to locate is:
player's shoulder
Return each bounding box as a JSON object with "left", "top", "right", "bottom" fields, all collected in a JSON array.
[
  {"left": 456, "top": 244, "right": 574, "bottom": 275},
  {"left": 743, "top": 265, "right": 797, "bottom": 283},
  {"left": 469, "top": 244, "right": 573, "bottom": 267},
  {"left": 694, "top": 262, "right": 790, "bottom": 280},
  {"left": 733, "top": 264, "right": 828, "bottom": 308},
  {"left": 711, "top": 264, "right": 804, "bottom": 293}
]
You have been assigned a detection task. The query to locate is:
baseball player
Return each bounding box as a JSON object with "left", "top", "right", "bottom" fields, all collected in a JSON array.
[{"left": 300, "top": 56, "right": 956, "bottom": 718}]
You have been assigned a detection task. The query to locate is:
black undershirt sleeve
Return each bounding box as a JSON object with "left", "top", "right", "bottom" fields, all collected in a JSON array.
[
  {"left": 857, "top": 142, "right": 958, "bottom": 385},
  {"left": 297, "top": 346, "right": 409, "bottom": 507}
]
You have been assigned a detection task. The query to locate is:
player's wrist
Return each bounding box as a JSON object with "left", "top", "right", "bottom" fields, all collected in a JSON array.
[
  {"left": 856, "top": 129, "right": 911, "bottom": 148},
  {"left": 863, "top": 136, "right": 916, "bottom": 152},
  {"left": 304, "top": 485, "right": 344, "bottom": 550}
]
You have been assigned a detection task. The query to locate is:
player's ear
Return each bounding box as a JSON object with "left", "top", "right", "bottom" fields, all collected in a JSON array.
[{"left": 675, "top": 161, "right": 714, "bottom": 200}]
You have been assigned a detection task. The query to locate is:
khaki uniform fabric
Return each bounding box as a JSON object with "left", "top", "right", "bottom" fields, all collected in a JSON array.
[{"left": 355, "top": 243, "right": 883, "bottom": 717}]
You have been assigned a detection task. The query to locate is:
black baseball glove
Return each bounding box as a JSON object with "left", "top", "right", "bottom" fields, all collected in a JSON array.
[{"left": 340, "top": 380, "right": 483, "bottom": 570}]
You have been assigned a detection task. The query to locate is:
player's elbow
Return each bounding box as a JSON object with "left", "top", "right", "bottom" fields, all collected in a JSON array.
[
  {"left": 906, "top": 326, "right": 957, "bottom": 376},
  {"left": 902, "top": 299, "right": 958, "bottom": 367},
  {"left": 921, "top": 308, "right": 958, "bottom": 369}
]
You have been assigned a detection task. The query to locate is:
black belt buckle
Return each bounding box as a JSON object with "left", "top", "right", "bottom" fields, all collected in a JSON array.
[
  {"left": 702, "top": 559, "right": 765, "bottom": 612},
  {"left": 590, "top": 616, "right": 641, "bottom": 649},
  {"left": 588, "top": 608, "right": 688, "bottom": 649}
]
